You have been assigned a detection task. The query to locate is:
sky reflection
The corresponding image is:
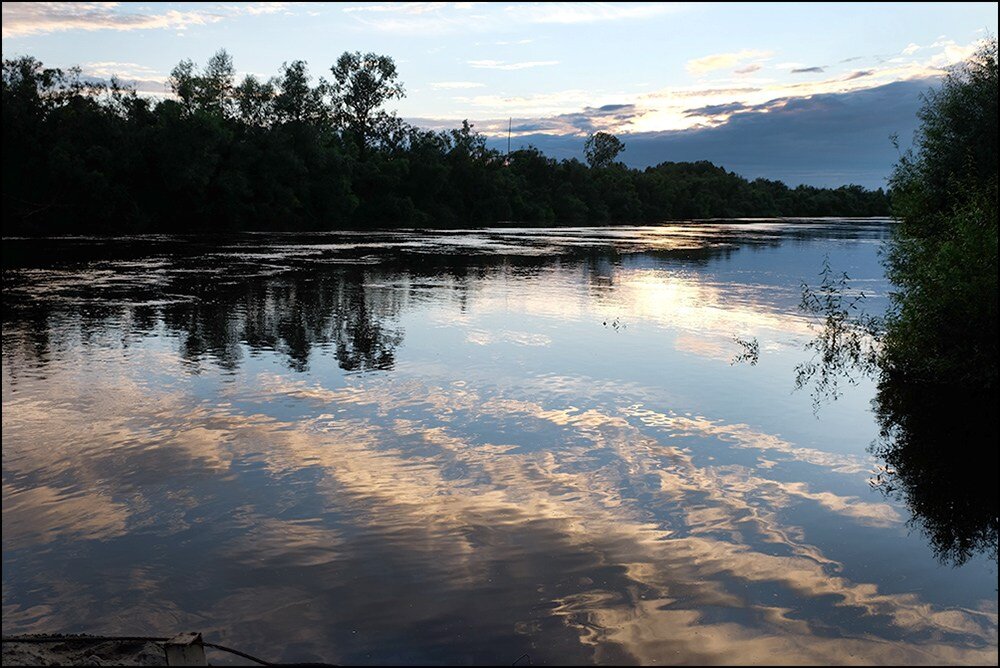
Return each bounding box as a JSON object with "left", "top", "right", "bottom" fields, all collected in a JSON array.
[{"left": 2, "top": 222, "right": 996, "bottom": 664}]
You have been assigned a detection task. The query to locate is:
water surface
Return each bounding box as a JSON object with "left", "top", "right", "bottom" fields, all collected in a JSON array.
[{"left": 2, "top": 222, "right": 996, "bottom": 664}]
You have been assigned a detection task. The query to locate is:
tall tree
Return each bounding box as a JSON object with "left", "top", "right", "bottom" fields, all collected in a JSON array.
[
  {"left": 168, "top": 50, "right": 236, "bottom": 117},
  {"left": 584, "top": 131, "right": 625, "bottom": 169},
  {"left": 274, "top": 60, "right": 327, "bottom": 126},
  {"left": 168, "top": 59, "right": 198, "bottom": 114},
  {"left": 329, "top": 51, "right": 404, "bottom": 155},
  {"left": 883, "top": 37, "right": 997, "bottom": 389},
  {"left": 198, "top": 49, "right": 236, "bottom": 117}
]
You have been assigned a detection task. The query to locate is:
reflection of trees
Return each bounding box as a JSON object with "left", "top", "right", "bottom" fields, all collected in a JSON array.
[
  {"left": 871, "top": 379, "right": 998, "bottom": 566},
  {"left": 794, "top": 265, "right": 998, "bottom": 567},
  {"left": 329, "top": 271, "right": 404, "bottom": 372},
  {"left": 1, "top": 228, "right": 830, "bottom": 379},
  {"left": 4, "top": 224, "right": 873, "bottom": 382},
  {"left": 156, "top": 269, "right": 407, "bottom": 373},
  {"left": 3, "top": 261, "right": 409, "bottom": 375},
  {"left": 794, "top": 273, "right": 999, "bottom": 567}
]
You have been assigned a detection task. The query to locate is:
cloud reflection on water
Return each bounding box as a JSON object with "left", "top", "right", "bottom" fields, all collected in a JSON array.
[{"left": 2, "top": 223, "right": 996, "bottom": 664}]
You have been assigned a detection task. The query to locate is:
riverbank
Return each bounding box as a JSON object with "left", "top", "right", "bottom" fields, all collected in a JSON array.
[{"left": 2, "top": 636, "right": 166, "bottom": 666}]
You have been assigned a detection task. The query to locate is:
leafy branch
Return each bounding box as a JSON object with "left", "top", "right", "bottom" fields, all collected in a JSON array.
[{"left": 794, "top": 257, "right": 883, "bottom": 409}]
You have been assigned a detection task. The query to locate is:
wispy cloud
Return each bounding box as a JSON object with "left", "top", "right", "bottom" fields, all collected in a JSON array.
[
  {"left": 468, "top": 59, "right": 559, "bottom": 70},
  {"left": 686, "top": 49, "right": 773, "bottom": 75},
  {"left": 1, "top": 2, "right": 293, "bottom": 38},
  {"left": 430, "top": 81, "right": 486, "bottom": 89},
  {"left": 2, "top": 2, "right": 218, "bottom": 38},
  {"left": 82, "top": 60, "right": 161, "bottom": 79},
  {"left": 412, "top": 102, "right": 645, "bottom": 137},
  {"left": 527, "top": 103, "right": 644, "bottom": 135},
  {"left": 343, "top": 2, "right": 471, "bottom": 15},
  {"left": 925, "top": 38, "right": 979, "bottom": 68},
  {"left": 74, "top": 61, "right": 171, "bottom": 95},
  {"left": 342, "top": 1, "right": 685, "bottom": 34},
  {"left": 430, "top": 35, "right": 978, "bottom": 137},
  {"left": 843, "top": 69, "right": 875, "bottom": 80},
  {"left": 422, "top": 34, "right": 983, "bottom": 136},
  {"left": 901, "top": 43, "right": 920, "bottom": 56},
  {"left": 503, "top": 2, "right": 684, "bottom": 25},
  {"left": 683, "top": 102, "right": 751, "bottom": 118}
]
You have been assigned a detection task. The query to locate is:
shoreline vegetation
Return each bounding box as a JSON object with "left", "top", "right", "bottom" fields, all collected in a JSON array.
[
  {"left": 794, "top": 39, "right": 997, "bottom": 566},
  {"left": 873, "top": 37, "right": 997, "bottom": 565},
  {"left": 2, "top": 50, "right": 890, "bottom": 236}
]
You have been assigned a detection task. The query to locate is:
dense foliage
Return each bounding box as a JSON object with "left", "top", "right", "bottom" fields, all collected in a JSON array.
[
  {"left": 786, "top": 39, "right": 997, "bottom": 566},
  {"left": 882, "top": 38, "right": 998, "bottom": 394},
  {"left": 876, "top": 39, "right": 998, "bottom": 565},
  {"left": 2, "top": 51, "right": 890, "bottom": 234}
]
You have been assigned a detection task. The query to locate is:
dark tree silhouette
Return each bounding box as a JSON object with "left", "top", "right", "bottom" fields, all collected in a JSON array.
[
  {"left": 330, "top": 51, "right": 405, "bottom": 156},
  {"left": 1, "top": 51, "right": 891, "bottom": 235},
  {"left": 584, "top": 131, "right": 625, "bottom": 169}
]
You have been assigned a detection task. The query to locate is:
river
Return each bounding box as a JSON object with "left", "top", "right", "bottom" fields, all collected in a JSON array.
[{"left": 2, "top": 221, "right": 996, "bottom": 664}]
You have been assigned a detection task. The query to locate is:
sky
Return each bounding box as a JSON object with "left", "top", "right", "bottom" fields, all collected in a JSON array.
[{"left": 2, "top": 2, "right": 997, "bottom": 187}]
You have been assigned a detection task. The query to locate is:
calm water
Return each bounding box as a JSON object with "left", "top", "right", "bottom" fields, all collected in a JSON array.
[{"left": 2, "top": 222, "right": 997, "bottom": 665}]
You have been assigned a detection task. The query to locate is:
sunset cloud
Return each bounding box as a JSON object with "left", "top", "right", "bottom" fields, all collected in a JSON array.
[
  {"left": 0, "top": 2, "right": 293, "bottom": 38},
  {"left": 81, "top": 60, "right": 164, "bottom": 81},
  {"left": 686, "top": 49, "right": 773, "bottom": 75},
  {"left": 1, "top": 2, "right": 222, "bottom": 38},
  {"left": 843, "top": 69, "right": 875, "bottom": 80}
]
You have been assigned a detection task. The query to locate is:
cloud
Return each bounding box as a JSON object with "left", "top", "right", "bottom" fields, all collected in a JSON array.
[
  {"left": 343, "top": 2, "right": 469, "bottom": 15},
  {"left": 239, "top": 2, "right": 293, "bottom": 15},
  {"left": 1, "top": 2, "right": 217, "bottom": 38},
  {"left": 342, "top": 2, "right": 685, "bottom": 33},
  {"left": 82, "top": 60, "right": 162, "bottom": 79},
  {"left": 926, "top": 38, "right": 980, "bottom": 68},
  {"left": 492, "top": 103, "right": 644, "bottom": 136},
  {"left": 843, "top": 69, "right": 875, "bottom": 80},
  {"left": 503, "top": 2, "right": 684, "bottom": 25},
  {"left": 430, "top": 81, "right": 486, "bottom": 89},
  {"left": 448, "top": 88, "right": 591, "bottom": 116},
  {"left": 683, "top": 102, "right": 751, "bottom": 118},
  {"left": 686, "top": 49, "right": 773, "bottom": 75},
  {"left": 733, "top": 64, "right": 762, "bottom": 75},
  {"left": 5, "top": 321, "right": 992, "bottom": 666},
  {"left": 659, "top": 86, "right": 763, "bottom": 99},
  {"left": 468, "top": 59, "right": 559, "bottom": 70},
  {"left": 791, "top": 66, "right": 826, "bottom": 74},
  {"left": 902, "top": 43, "right": 921, "bottom": 56},
  {"left": 421, "top": 34, "right": 978, "bottom": 138},
  {"left": 545, "top": 103, "right": 644, "bottom": 134},
  {"left": 476, "top": 79, "right": 934, "bottom": 188},
  {"left": 1, "top": 2, "right": 293, "bottom": 38},
  {"left": 78, "top": 61, "right": 169, "bottom": 95}
]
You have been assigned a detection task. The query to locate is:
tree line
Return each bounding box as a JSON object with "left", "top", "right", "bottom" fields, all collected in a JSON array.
[{"left": 2, "top": 50, "right": 890, "bottom": 234}]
